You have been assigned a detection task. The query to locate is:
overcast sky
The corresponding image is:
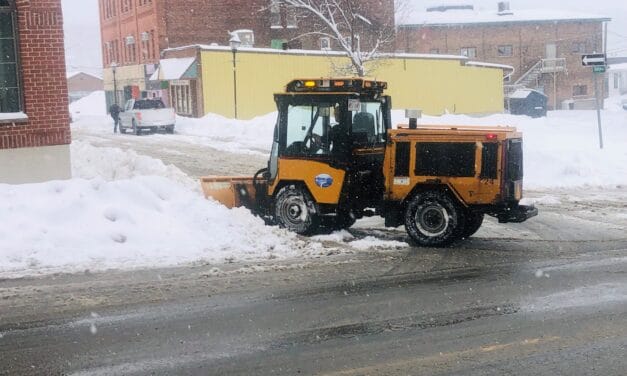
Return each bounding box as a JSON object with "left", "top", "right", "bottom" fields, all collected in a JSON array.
[{"left": 61, "top": 0, "right": 627, "bottom": 75}]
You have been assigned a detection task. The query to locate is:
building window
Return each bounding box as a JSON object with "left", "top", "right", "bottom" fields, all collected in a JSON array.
[
  {"left": 429, "top": 48, "right": 439, "bottom": 54},
  {"left": 460, "top": 47, "right": 477, "bottom": 58},
  {"left": 170, "top": 81, "right": 192, "bottom": 116},
  {"left": 613, "top": 73, "right": 620, "bottom": 89},
  {"left": 122, "top": 0, "right": 133, "bottom": 13},
  {"left": 497, "top": 45, "right": 513, "bottom": 57},
  {"left": 320, "top": 37, "right": 330, "bottom": 50},
  {"left": 138, "top": 0, "right": 152, "bottom": 6},
  {"left": 270, "top": 0, "right": 282, "bottom": 28},
  {"left": 343, "top": 35, "right": 360, "bottom": 52},
  {"left": 286, "top": 6, "right": 298, "bottom": 28},
  {"left": 0, "top": 0, "right": 22, "bottom": 113},
  {"left": 571, "top": 42, "right": 586, "bottom": 53},
  {"left": 573, "top": 85, "right": 588, "bottom": 96},
  {"left": 104, "top": 0, "right": 117, "bottom": 19}
]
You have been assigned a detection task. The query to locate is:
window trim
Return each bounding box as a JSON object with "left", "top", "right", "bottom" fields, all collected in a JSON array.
[
  {"left": 319, "top": 37, "right": 331, "bottom": 51},
  {"left": 572, "top": 84, "right": 588, "bottom": 97},
  {"left": 460, "top": 47, "right": 477, "bottom": 59},
  {"left": 0, "top": 0, "right": 26, "bottom": 119},
  {"left": 497, "top": 44, "right": 513, "bottom": 57}
]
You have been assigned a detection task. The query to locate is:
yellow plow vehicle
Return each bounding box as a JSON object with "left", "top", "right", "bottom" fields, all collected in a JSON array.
[{"left": 201, "top": 78, "right": 537, "bottom": 247}]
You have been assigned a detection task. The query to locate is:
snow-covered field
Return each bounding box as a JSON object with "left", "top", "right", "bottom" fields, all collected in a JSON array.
[{"left": 1, "top": 92, "right": 625, "bottom": 278}]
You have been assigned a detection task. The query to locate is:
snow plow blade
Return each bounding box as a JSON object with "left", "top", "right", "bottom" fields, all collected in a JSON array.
[{"left": 200, "top": 176, "right": 258, "bottom": 210}]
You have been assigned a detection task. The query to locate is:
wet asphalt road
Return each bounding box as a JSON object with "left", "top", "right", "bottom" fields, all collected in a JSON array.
[{"left": 1, "top": 201, "right": 626, "bottom": 375}]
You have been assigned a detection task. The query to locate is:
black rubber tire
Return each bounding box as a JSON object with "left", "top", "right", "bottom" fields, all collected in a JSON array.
[
  {"left": 331, "top": 211, "right": 357, "bottom": 231},
  {"left": 132, "top": 120, "right": 141, "bottom": 136},
  {"left": 165, "top": 125, "right": 175, "bottom": 134},
  {"left": 404, "top": 191, "right": 462, "bottom": 247},
  {"left": 461, "top": 212, "right": 484, "bottom": 239},
  {"left": 274, "top": 185, "right": 320, "bottom": 235}
]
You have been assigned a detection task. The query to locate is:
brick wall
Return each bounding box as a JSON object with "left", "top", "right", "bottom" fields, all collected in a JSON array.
[
  {"left": 398, "top": 19, "right": 606, "bottom": 108},
  {"left": 100, "top": 0, "right": 396, "bottom": 69},
  {"left": 0, "top": 0, "right": 71, "bottom": 150}
]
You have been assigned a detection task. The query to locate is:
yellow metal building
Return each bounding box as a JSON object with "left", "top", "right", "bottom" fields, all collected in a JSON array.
[{"left": 160, "top": 45, "right": 508, "bottom": 120}]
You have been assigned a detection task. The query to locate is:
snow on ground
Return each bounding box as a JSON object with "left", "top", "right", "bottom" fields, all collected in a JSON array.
[
  {"left": 70, "top": 91, "right": 107, "bottom": 120},
  {"left": 0, "top": 175, "right": 316, "bottom": 278},
  {"left": 71, "top": 140, "right": 197, "bottom": 190},
  {"left": 174, "top": 113, "right": 275, "bottom": 155},
  {"left": 391, "top": 109, "right": 627, "bottom": 189}
]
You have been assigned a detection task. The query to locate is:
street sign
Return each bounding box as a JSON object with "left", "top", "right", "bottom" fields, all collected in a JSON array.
[
  {"left": 582, "top": 53, "right": 606, "bottom": 66},
  {"left": 593, "top": 66, "right": 606, "bottom": 74}
]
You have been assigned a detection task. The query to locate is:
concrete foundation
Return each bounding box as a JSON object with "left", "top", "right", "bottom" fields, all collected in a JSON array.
[{"left": 0, "top": 144, "right": 72, "bottom": 184}]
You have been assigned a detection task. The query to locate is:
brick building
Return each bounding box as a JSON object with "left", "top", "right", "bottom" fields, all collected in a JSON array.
[
  {"left": 0, "top": 0, "right": 71, "bottom": 184},
  {"left": 98, "top": 0, "right": 394, "bottom": 114},
  {"left": 397, "top": 3, "right": 611, "bottom": 110},
  {"left": 67, "top": 72, "right": 104, "bottom": 102}
]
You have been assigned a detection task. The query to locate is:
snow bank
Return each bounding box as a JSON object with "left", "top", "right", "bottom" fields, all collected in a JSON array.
[
  {"left": 70, "top": 91, "right": 107, "bottom": 119},
  {"left": 0, "top": 176, "right": 310, "bottom": 278},
  {"left": 174, "top": 112, "right": 276, "bottom": 155},
  {"left": 392, "top": 109, "right": 627, "bottom": 189},
  {"left": 71, "top": 141, "right": 197, "bottom": 190}
]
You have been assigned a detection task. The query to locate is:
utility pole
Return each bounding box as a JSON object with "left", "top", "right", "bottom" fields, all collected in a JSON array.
[
  {"left": 593, "top": 72, "right": 604, "bottom": 149},
  {"left": 582, "top": 53, "right": 606, "bottom": 149}
]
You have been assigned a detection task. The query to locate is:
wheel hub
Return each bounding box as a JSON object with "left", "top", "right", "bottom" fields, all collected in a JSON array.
[
  {"left": 279, "top": 196, "right": 308, "bottom": 225},
  {"left": 416, "top": 204, "right": 449, "bottom": 237}
]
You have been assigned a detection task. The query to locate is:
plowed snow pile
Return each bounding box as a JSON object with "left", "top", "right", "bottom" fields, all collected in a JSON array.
[{"left": 0, "top": 143, "right": 315, "bottom": 278}]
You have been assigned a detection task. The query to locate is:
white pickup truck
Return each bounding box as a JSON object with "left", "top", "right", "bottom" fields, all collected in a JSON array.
[{"left": 119, "top": 99, "right": 176, "bottom": 135}]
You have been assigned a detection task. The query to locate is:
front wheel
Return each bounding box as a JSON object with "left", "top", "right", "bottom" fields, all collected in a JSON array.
[
  {"left": 460, "top": 212, "right": 484, "bottom": 239},
  {"left": 165, "top": 125, "right": 175, "bottom": 134},
  {"left": 404, "top": 191, "right": 462, "bottom": 247},
  {"left": 274, "top": 185, "right": 320, "bottom": 235}
]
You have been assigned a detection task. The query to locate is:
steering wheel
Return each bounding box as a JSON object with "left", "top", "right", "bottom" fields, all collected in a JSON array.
[{"left": 308, "top": 133, "right": 323, "bottom": 153}]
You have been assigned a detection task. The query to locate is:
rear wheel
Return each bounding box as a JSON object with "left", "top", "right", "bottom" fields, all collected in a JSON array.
[
  {"left": 165, "top": 125, "right": 175, "bottom": 134},
  {"left": 404, "top": 191, "right": 462, "bottom": 247},
  {"left": 274, "top": 185, "right": 320, "bottom": 235},
  {"left": 460, "top": 212, "right": 484, "bottom": 239}
]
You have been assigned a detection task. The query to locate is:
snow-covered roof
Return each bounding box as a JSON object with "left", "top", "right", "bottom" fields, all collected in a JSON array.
[
  {"left": 164, "top": 44, "right": 470, "bottom": 62},
  {"left": 66, "top": 71, "right": 103, "bottom": 80},
  {"left": 401, "top": 8, "right": 611, "bottom": 27},
  {"left": 508, "top": 89, "right": 546, "bottom": 99},
  {"left": 150, "top": 57, "right": 196, "bottom": 81}
]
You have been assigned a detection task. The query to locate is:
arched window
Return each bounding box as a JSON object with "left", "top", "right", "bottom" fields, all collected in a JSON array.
[{"left": 0, "top": 0, "right": 22, "bottom": 113}]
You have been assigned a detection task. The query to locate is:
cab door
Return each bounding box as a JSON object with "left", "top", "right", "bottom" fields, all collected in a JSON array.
[
  {"left": 345, "top": 97, "right": 391, "bottom": 208},
  {"left": 268, "top": 97, "right": 347, "bottom": 206}
]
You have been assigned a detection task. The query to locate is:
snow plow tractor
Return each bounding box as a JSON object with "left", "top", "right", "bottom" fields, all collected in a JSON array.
[{"left": 201, "top": 78, "right": 537, "bottom": 247}]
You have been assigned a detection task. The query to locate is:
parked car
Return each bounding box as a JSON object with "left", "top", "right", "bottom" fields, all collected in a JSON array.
[
  {"left": 119, "top": 99, "right": 176, "bottom": 135},
  {"left": 622, "top": 99, "right": 627, "bottom": 110}
]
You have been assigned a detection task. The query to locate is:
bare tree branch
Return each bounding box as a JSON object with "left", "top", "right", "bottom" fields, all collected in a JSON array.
[{"left": 274, "top": 0, "right": 401, "bottom": 77}]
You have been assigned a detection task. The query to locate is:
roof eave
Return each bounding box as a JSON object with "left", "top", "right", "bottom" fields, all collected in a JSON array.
[{"left": 400, "top": 17, "right": 612, "bottom": 28}]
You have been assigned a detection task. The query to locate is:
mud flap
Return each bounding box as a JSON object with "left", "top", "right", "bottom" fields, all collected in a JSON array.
[{"left": 497, "top": 205, "right": 538, "bottom": 223}]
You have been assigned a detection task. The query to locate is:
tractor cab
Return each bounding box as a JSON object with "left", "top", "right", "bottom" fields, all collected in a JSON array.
[{"left": 256, "top": 78, "right": 392, "bottom": 232}]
